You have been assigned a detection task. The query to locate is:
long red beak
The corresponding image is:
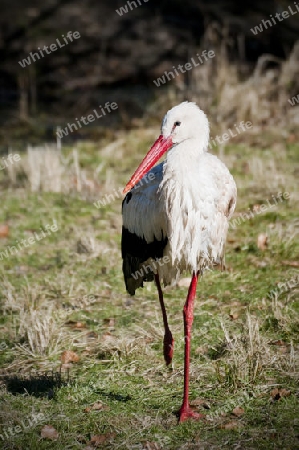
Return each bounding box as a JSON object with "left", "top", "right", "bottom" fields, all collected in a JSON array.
[{"left": 123, "top": 135, "right": 173, "bottom": 194}]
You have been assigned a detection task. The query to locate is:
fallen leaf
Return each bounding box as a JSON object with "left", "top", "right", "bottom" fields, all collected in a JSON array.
[
  {"left": 220, "top": 420, "right": 239, "bottom": 430},
  {"left": 40, "top": 425, "right": 59, "bottom": 440},
  {"left": 103, "top": 318, "right": 115, "bottom": 327},
  {"left": 74, "top": 321, "right": 86, "bottom": 329},
  {"left": 270, "top": 387, "right": 291, "bottom": 400},
  {"left": 281, "top": 260, "right": 299, "bottom": 267},
  {"left": 232, "top": 406, "right": 244, "bottom": 416},
  {"left": 229, "top": 312, "right": 239, "bottom": 320},
  {"left": 269, "top": 339, "right": 287, "bottom": 346},
  {"left": 257, "top": 233, "right": 268, "bottom": 250},
  {"left": 90, "top": 435, "right": 108, "bottom": 446},
  {"left": 84, "top": 401, "right": 109, "bottom": 413},
  {"left": 270, "top": 387, "right": 281, "bottom": 400},
  {"left": 269, "top": 339, "right": 289, "bottom": 354},
  {"left": 0, "top": 224, "right": 9, "bottom": 238},
  {"left": 91, "top": 401, "right": 106, "bottom": 410},
  {"left": 190, "top": 398, "right": 210, "bottom": 409},
  {"left": 86, "top": 331, "right": 98, "bottom": 339},
  {"left": 279, "top": 388, "right": 291, "bottom": 397},
  {"left": 64, "top": 320, "right": 87, "bottom": 330},
  {"left": 60, "top": 350, "right": 80, "bottom": 364},
  {"left": 88, "top": 433, "right": 115, "bottom": 447}
]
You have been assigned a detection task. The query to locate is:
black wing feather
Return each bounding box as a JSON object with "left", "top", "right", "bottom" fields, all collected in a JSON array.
[
  {"left": 121, "top": 190, "right": 168, "bottom": 295},
  {"left": 121, "top": 225, "right": 168, "bottom": 295}
]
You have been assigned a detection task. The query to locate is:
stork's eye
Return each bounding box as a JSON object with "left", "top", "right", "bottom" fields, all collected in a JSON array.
[{"left": 174, "top": 121, "right": 181, "bottom": 126}]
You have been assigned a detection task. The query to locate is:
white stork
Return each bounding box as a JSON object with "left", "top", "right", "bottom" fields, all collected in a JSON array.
[{"left": 121, "top": 101, "right": 237, "bottom": 422}]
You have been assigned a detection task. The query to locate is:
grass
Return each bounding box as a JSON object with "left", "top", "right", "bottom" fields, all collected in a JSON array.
[{"left": 0, "top": 126, "right": 298, "bottom": 449}]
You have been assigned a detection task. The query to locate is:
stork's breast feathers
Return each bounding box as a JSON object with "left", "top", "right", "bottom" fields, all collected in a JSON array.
[
  {"left": 158, "top": 152, "right": 237, "bottom": 271},
  {"left": 121, "top": 152, "right": 237, "bottom": 284}
]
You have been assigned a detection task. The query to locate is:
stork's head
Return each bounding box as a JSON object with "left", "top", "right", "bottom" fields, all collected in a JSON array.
[
  {"left": 162, "top": 101, "right": 209, "bottom": 146},
  {"left": 123, "top": 101, "right": 210, "bottom": 194}
]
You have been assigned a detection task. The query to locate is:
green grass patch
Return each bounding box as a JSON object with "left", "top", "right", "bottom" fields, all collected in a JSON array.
[{"left": 0, "top": 134, "right": 298, "bottom": 449}]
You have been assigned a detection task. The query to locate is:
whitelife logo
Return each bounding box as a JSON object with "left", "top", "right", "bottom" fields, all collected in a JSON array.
[
  {"left": 268, "top": 274, "right": 299, "bottom": 300},
  {"left": 56, "top": 102, "right": 118, "bottom": 138},
  {"left": 209, "top": 121, "right": 252, "bottom": 149},
  {"left": 18, "top": 31, "right": 80, "bottom": 68},
  {"left": 115, "top": 0, "right": 149, "bottom": 16},
  {"left": 0, "top": 220, "right": 58, "bottom": 261},
  {"left": 153, "top": 50, "right": 215, "bottom": 87},
  {"left": 229, "top": 192, "right": 290, "bottom": 229},
  {"left": 131, "top": 256, "right": 170, "bottom": 280},
  {"left": 0, "top": 153, "right": 20, "bottom": 171},
  {"left": 0, "top": 412, "right": 46, "bottom": 441},
  {"left": 93, "top": 171, "right": 156, "bottom": 209},
  {"left": 288, "top": 94, "right": 299, "bottom": 106},
  {"left": 250, "top": 2, "right": 299, "bottom": 35}
]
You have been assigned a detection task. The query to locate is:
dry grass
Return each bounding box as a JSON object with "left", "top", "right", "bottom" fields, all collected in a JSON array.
[
  {"left": 0, "top": 82, "right": 298, "bottom": 449},
  {"left": 5, "top": 144, "right": 103, "bottom": 196},
  {"left": 216, "top": 312, "right": 297, "bottom": 389},
  {"left": 149, "top": 26, "right": 299, "bottom": 131}
]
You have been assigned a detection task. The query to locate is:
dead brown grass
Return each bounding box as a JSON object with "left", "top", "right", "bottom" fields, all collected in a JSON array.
[{"left": 151, "top": 25, "right": 299, "bottom": 131}]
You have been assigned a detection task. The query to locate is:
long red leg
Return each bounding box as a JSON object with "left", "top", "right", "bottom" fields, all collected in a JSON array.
[
  {"left": 179, "top": 271, "right": 205, "bottom": 422},
  {"left": 154, "top": 274, "right": 174, "bottom": 365}
]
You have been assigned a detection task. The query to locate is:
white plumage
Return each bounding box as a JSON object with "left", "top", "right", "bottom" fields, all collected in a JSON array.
[
  {"left": 121, "top": 101, "right": 237, "bottom": 422},
  {"left": 122, "top": 102, "right": 236, "bottom": 285}
]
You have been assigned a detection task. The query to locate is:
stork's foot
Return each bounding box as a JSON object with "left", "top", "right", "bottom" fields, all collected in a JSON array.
[
  {"left": 178, "top": 405, "right": 205, "bottom": 423},
  {"left": 163, "top": 329, "right": 174, "bottom": 365}
]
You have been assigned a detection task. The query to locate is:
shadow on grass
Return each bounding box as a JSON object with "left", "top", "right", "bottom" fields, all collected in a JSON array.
[
  {"left": 2, "top": 369, "right": 71, "bottom": 399},
  {"left": 95, "top": 388, "right": 132, "bottom": 402}
]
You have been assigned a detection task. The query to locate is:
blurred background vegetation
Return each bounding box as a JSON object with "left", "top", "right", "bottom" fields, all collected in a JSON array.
[
  {"left": 0, "top": 0, "right": 299, "bottom": 147},
  {"left": 1, "top": 3, "right": 299, "bottom": 448}
]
